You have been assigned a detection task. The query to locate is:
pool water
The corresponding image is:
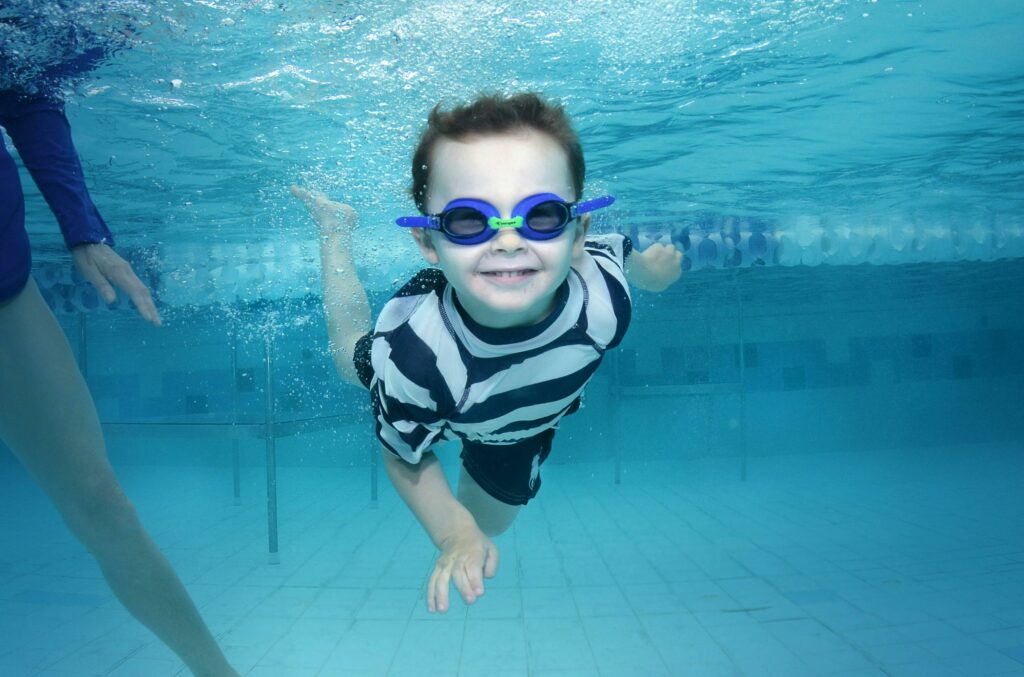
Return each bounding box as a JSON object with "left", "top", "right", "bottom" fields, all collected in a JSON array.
[{"left": 2, "top": 1, "right": 1023, "bottom": 676}]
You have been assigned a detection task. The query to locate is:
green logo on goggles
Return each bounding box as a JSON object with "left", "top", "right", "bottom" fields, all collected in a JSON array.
[{"left": 488, "top": 216, "right": 524, "bottom": 230}]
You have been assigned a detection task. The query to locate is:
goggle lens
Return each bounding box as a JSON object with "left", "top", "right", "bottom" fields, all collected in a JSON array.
[
  {"left": 524, "top": 201, "right": 571, "bottom": 233},
  {"left": 441, "top": 200, "right": 572, "bottom": 240},
  {"left": 442, "top": 207, "right": 490, "bottom": 238},
  {"left": 397, "top": 194, "right": 614, "bottom": 244}
]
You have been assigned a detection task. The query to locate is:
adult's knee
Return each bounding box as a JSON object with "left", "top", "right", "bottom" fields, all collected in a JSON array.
[{"left": 60, "top": 476, "right": 144, "bottom": 552}]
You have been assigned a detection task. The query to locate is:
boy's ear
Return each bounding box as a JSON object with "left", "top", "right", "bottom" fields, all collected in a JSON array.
[
  {"left": 572, "top": 213, "right": 591, "bottom": 259},
  {"left": 573, "top": 214, "right": 589, "bottom": 254},
  {"left": 410, "top": 228, "right": 440, "bottom": 264},
  {"left": 407, "top": 227, "right": 440, "bottom": 264}
]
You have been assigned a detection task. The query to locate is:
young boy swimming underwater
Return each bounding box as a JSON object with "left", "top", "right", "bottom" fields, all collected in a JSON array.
[{"left": 294, "top": 92, "right": 681, "bottom": 613}]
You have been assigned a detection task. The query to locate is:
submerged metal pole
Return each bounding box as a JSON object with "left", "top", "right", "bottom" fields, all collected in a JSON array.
[
  {"left": 230, "top": 331, "right": 241, "bottom": 505},
  {"left": 231, "top": 442, "right": 242, "bottom": 505},
  {"left": 609, "top": 349, "right": 622, "bottom": 485},
  {"left": 736, "top": 273, "right": 749, "bottom": 482},
  {"left": 264, "top": 333, "right": 279, "bottom": 563},
  {"left": 369, "top": 436, "right": 378, "bottom": 508}
]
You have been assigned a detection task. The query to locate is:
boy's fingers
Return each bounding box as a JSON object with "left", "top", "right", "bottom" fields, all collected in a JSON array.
[
  {"left": 464, "top": 559, "right": 484, "bottom": 597},
  {"left": 453, "top": 563, "right": 476, "bottom": 604},
  {"left": 427, "top": 568, "right": 438, "bottom": 612},
  {"left": 436, "top": 570, "right": 451, "bottom": 612},
  {"left": 431, "top": 564, "right": 452, "bottom": 613},
  {"left": 483, "top": 543, "right": 499, "bottom": 578}
]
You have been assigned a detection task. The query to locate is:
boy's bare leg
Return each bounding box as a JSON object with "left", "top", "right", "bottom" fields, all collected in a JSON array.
[
  {"left": 456, "top": 466, "right": 521, "bottom": 537},
  {"left": 292, "top": 185, "right": 370, "bottom": 389},
  {"left": 0, "top": 279, "right": 237, "bottom": 677}
]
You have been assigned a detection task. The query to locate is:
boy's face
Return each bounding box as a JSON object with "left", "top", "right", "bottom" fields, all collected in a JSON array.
[{"left": 411, "top": 129, "right": 589, "bottom": 329}]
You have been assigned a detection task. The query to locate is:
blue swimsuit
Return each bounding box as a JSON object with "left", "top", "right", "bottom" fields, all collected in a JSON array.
[{"left": 0, "top": 90, "right": 113, "bottom": 302}]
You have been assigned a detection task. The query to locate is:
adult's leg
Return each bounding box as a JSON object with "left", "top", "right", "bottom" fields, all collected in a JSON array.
[{"left": 0, "top": 279, "right": 236, "bottom": 677}]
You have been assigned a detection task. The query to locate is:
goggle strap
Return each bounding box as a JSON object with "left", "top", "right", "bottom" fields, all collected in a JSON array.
[
  {"left": 573, "top": 195, "right": 616, "bottom": 217},
  {"left": 396, "top": 215, "right": 435, "bottom": 229}
]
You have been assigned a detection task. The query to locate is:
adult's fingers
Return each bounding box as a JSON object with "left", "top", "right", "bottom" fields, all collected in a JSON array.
[
  {"left": 107, "top": 261, "right": 161, "bottom": 325},
  {"left": 77, "top": 257, "right": 117, "bottom": 305},
  {"left": 73, "top": 245, "right": 162, "bottom": 326}
]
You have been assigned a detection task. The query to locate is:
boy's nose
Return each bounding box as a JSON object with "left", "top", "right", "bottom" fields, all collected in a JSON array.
[{"left": 490, "top": 227, "right": 527, "bottom": 253}]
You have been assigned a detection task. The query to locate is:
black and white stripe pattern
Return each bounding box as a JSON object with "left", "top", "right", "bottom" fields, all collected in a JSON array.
[{"left": 358, "top": 234, "right": 632, "bottom": 463}]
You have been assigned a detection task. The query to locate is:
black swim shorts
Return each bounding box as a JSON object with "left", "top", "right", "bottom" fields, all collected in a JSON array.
[{"left": 460, "top": 427, "right": 556, "bottom": 506}]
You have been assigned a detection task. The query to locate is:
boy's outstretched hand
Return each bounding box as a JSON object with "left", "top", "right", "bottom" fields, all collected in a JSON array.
[
  {"left": 429, "top": 524, "right": 499, "bottom": 613},
  {"left": 626, "top": 242, "right": 683, "bottom": 292},
  {"left": 290, "top": 185, "right": 357, "bottom": 240}
]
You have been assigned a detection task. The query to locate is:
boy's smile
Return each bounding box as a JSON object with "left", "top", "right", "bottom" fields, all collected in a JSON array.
[{"left": 411, "top": 129, "right": 588, "bottom": 329}]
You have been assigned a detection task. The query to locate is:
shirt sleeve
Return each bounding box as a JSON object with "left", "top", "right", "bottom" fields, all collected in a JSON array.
[
  {"left": 0, "top": 93, "right": 114, "bottom": 249},
  {"left": 581, "top": 233, "right": 633, "bottom": 349},
  {"left": 353, "top": 332, "right": 375, "bottom": 389},
  {"left": 367, "top": 326, "right": 449, "bottom": 465},
  {"left": 370, "top": 377, "right": 447, "bottom": 464},
  {"left": 584, "top": 232, "right": 632, "bottom": 270}
]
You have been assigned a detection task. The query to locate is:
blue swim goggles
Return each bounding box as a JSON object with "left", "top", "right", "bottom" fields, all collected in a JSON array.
[{"left": 396, "top": 193, "right": 615, "bottom": 245}]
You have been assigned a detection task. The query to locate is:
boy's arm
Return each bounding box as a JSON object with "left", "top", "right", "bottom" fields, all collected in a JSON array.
[
  {"left": 624, "top": 242, "right": 683, "bottom": 292},
  {"left": 382, "top": 450, "right": 498, "bottom": 613},
  {"left": 292, "top": 186, "right": 370, "bottom": 388}
]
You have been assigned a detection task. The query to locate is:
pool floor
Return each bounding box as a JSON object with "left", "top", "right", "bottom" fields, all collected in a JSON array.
[{"left": 0, "top": 444, "right": 1022, "bottom": 676}]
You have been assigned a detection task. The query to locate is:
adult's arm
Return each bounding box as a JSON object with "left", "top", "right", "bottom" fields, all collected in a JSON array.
[{"left": 0, "top": 92, "right": 114, "bottom": 249}]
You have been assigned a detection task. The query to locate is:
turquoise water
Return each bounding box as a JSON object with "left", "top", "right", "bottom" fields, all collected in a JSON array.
[
  {"left": 3, "top": 1, "right": 1024, "bottom": 676},
  {"left": 14, "top": 0, "right": 1024, "bottom": 292}
]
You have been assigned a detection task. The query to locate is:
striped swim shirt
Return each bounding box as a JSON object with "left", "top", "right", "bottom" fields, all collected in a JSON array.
[{"left": 355, "top": 234, "right": 633, "bottom": 464}]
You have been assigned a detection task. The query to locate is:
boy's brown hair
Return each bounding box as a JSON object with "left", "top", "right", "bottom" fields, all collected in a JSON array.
[{"left": 410, "top": 92, "right": 585, "bottom": 213}]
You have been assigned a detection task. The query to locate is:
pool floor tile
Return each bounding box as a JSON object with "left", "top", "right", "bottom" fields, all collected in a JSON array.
[{"left": 0, "top": 449, "right": 1020, "bottom": 676}]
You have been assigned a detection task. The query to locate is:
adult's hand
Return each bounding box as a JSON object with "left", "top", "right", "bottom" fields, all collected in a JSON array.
[{"left": 72, "top": 242, "right": 161, "bottom": 326}]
